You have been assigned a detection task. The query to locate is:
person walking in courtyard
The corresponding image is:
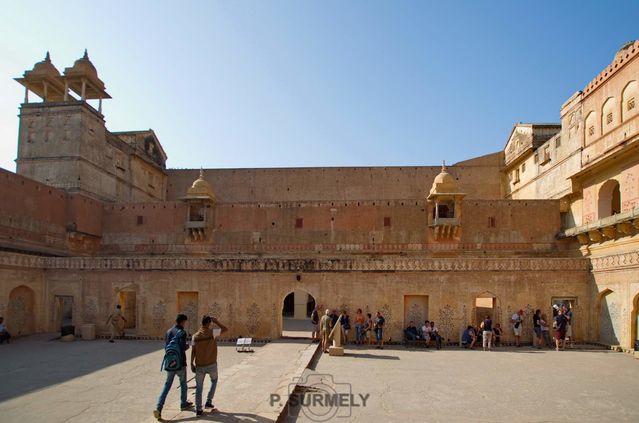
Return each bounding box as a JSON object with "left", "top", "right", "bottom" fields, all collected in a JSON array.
[
  {"left": 0, "top": 317, "right": 11, "bottom": 344},
  {"left": 374, "top": 311, "right": 385, "bottom": 349},
  {"left": 533, "top": 309, "right": 543, "bottom": 349},
  {"left": 481, "top": 315, "right": 493, "bottom": 351},
  {"left": 154, "top": 314, "right": 193, "bottom": 420},
  {"left": 554, "top": 308, "right": 568, "bottom": 351},
  {"left": 320, "top": 309, "right": 331, "bottom": 353},
  {"left": 354, "top": 308, "right": 365, "bottom": 344},
  {"left": 511, "top": 309, "right": 523, "bottom": 347},
  {"left": 106, "top": 304, "right": 126, "bottom": 343},
  {"left": 191, "top": 315, "right": 228, "bottom": 417}
]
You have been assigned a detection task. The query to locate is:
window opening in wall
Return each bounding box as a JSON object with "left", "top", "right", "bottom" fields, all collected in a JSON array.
[
  {"left": 513, "top": 168, "right": 520, "bottom": 184},
  {"left": 611, "top": 185, "right": 621, "bottom": 215},
  {"left": 488, "top": 217, "right": 496, "bottom": 228},
  {"left": 597, "top": 180, "right": 621, "bottom": 218},
  {"left": 433, "top": 202, "right": 455, "bottom": 219},
  {"left": 541, "top": 146, "right": 551, "bottom": 164},
  {"left": 189, "top": 204, "right": 205, "bottom": 222},
  {"left": 555, "top": 137, "right": 561, "bottom": 148},
  {"left": 534, "top": 153, "right": 538, "bottom": 164},
  {"left": 295, "top": 218, "right": 303, "bottom": 228},
  {"left": 384, "top": 217, "right": 391, "bottom": 227},
  {"left": 136, "top": 215, "right": 144, "bottom": 225},
  {"left": 521, "top": 163, "right": 526, "bottom": 173}
]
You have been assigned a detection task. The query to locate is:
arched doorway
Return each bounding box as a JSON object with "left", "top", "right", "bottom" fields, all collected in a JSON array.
[
  {"left": 8, "top": 285, "right": 35, "bottom": 337},
  {"left": 597, "top": 289, "right": 620, "bottom": 345},
  {"left": 281, "top": 290, "right": 316, "bottom": 338},
  {"left": 598, "top": 180, "right": 621, "bottom": 219}
]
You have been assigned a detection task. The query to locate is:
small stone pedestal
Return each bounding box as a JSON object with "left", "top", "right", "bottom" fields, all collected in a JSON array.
[
  {"left": 328, "top": 319, "right": 345, "bottom": 356},
  {"left": 329, "top": 346, "right": 344, "bottom": 356}
]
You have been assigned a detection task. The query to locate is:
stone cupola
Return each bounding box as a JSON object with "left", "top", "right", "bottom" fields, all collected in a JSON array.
[
  {"left": 63, "top": 49, "right": 111, "bottom": 111},
  {"left": 14, "top": 52, "right": 66, "bottom": 102},
  {"left": 427, "top": 161, "right": 465, "bottom": 240},
  {"left": 181, "top": 169, "right": 216, "bottom": 242}
]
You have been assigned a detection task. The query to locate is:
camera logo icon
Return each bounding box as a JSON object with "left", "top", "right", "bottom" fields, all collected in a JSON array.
[{"left": 287, "top": 372, "right": 353, "bottom": 421}]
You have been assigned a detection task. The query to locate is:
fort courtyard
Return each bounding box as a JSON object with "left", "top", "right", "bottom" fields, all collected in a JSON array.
[
  {"left": 0, "top": 336, "right": 638, "bottom": 423},
  {"left": 1, "top": 3, "right": 639, "bottom": 422}
]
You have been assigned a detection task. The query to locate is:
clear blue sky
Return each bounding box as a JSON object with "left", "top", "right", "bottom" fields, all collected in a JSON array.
[{"left": 0, "top": 1, "right": 637, "bottom": 171}]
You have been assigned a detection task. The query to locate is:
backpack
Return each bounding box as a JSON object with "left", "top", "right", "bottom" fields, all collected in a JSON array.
[{"left": 161, "top": 329, "right": 184, "bottom": 371}]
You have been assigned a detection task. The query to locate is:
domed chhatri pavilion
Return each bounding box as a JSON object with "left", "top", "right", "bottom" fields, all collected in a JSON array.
[{"left": 1, "top": 43, "right": 638, "bottom": 353}]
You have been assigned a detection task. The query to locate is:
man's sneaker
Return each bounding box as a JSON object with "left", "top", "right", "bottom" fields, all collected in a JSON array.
[
  {"left": 205, "top": 401, "right": 214, "bottom": 408},
  {"left": 180, "top": 401, "right": 194, "bottom": 411},
  {"left": 196, "top": 409, "right": 204, "bottom": 417},
  {"left": 153, "top": 409, "right": 161, "bottom": 420}
]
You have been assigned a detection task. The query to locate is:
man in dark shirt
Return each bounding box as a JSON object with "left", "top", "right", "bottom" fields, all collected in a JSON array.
[
  {"left": 330, "top": 310, "right": 339, "bottom": 329},
  {"left": 154, "top": 314, "right": 193, "bottom": 420},
  {"left": 533, "top": 309, "right": 542, "bottom": 349},
  {"left": 481, "top": 315, "right": 493, "bottom": 351}
]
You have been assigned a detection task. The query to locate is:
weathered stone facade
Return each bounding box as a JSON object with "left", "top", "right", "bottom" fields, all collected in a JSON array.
[{"left": 1, "top": 45, "right": 638, "bottom": 350}]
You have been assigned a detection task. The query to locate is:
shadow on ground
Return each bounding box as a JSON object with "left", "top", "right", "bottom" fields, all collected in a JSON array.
[
  {"left": 343, "top": 352, "right": 400, "bottom": 360},
  {"left": 0, "top": 333, "right": 163, "bottom": 402},
  {"left": 169, "top": 410, "right": 275, "bottom": 422}
]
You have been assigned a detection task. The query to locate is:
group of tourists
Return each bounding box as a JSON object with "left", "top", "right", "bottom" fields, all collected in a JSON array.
[
  {"left": 311, "top": 306, "right": 387, "bottom": 352},
  {"left": 512, "top": 305, "right": 574, "bottom": 350},
  {"left": 152, "top": 312, "right": 228, "bottom": 421},
  {"left": 403, "top": 320, "right": 444, "bottom": 349},
  {"left": 459, "top": 304, "right": 574, "bottom": 352},
  {"left": 461, "top": 320, "right": 503, "bottom": 351}
]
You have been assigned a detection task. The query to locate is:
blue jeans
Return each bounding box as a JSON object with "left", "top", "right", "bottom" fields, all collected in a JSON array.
[
  {"left": 156, "top": 367, "right": 188, "bottom": 411},
  {"left": 195, "top": 363, "right": 218, "bottom": 411},
  {"left": 375, "top": 327, "right": 383, "bottom": 341},
  {"left": 355, "top": 324, "right": 363, "bottom": 342}
]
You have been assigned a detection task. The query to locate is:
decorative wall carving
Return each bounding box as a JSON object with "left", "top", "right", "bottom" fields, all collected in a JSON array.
[
  {"left": 4, "top": 255, "right": 587, "bottom": 272},
  {"left": 207, "top": 302, "right": 223, "bottom": 320},
  {"left": 438, "top": 304, "right": 454, "bottom": 339},
  {"left": 591, "top": 251, "right": 639, "bottom": 272},
  {"left": 245, "top": 302, "right": 262, "bottom": 336},
  {"left": 82, "top": 296, "right": 98, "bottom": 323},
  {"left": 407, "top": 303, "right": 423, "bottom": 325},
  {"left": 152, "top": 301, "right": 167, "bottom": 331}
]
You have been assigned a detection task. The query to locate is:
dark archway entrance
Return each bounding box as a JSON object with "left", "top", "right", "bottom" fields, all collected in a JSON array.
[{"left": 281, "top": 290, "right": 316, "bottom": 338}]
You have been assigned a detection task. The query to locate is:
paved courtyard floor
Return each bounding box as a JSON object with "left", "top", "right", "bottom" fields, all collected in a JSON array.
[
  {"left": 0, "top": 334, "right": 258, "bottom": 423},
  {"left": 0, "top": 336, "right": 638, "bottom": 423},
  {"left": 287, "top": 344, "right": 639, "bottom": 423}
]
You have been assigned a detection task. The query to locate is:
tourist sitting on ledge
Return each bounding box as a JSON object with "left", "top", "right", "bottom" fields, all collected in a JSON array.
[
  {"left": 0, "top": 317, "right": 11, "bottom": 344},
  {"left": 462, "top": 326, "right": 477, "bottom": 349},
  {"left": 492, "top": 323, "right": 502, "bottom": 347},
  {"left": 427, "top": 321, "right": 442, "bottom": 349},
  {"left": 404, "top": 321, "right": 419, "bottom": 341}
]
